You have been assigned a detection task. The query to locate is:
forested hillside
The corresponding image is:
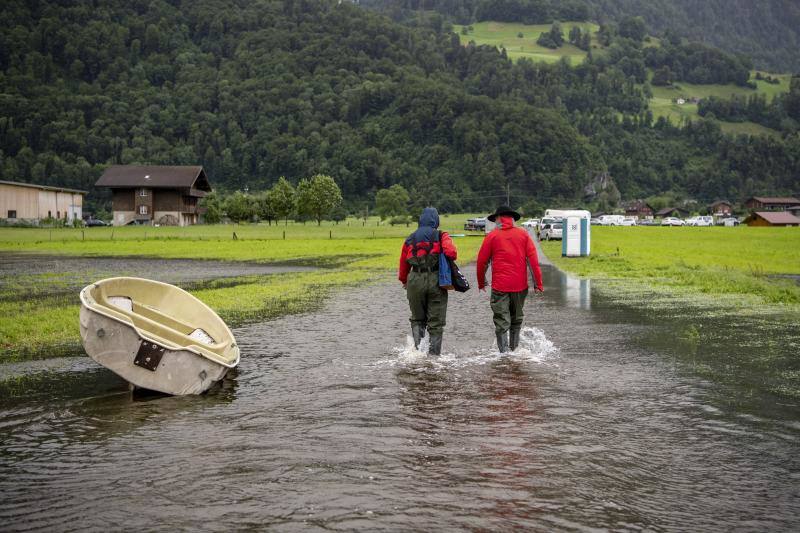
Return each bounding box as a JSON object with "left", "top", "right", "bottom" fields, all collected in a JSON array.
[
  {"left": 364, "top": 0, "right": 800, "bottom": 72},
  {"left": 1, "top": 0, "right": 798, "bottom": 214}
]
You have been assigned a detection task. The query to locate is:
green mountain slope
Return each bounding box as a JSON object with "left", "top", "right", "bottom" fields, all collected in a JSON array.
[{"left": 1, "top": 0, "right": 798, "bottom": 213}]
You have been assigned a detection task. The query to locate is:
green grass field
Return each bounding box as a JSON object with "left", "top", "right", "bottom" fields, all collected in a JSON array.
[
  {"left": 456, "top": 20, "right": 790, "bottom": 135},
  {"left": 455, "top": 21, "right": 601, "bottom": 64},
  {"left": 541, "top": 226, "right": 800, "bottom": 305},
  {"left": 650, "top": 74, "right": 790, "bottom": 134},
  {"left": 0, "top": 217, "right": 485, "bottom": 359}
]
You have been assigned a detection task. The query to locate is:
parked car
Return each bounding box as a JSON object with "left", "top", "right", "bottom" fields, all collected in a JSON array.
[
  {"left": 521, "top": 218, "right": 540, "bottom": 229},
  {"left": 638, "top": 219, "right": 657, "bottom": 226},
  {"left": 686, "top": 215, "right": 713, "bottom": 227},
  {"left": 598, "top": 214, "right": 625, "bottom": 226},
  {"left": 621, "top": 217, "right": 637, "bottom": 226},
  {"left": 661, "top": 217, "right": 685, "bottom": 226},
  {"left": 719, "top": 217, "right": 740, "bottom": 226},
  {"left": 85, "top": 218, "right": 109, "bottom": 227},
  {"left": 590, "top": 217, "right": 602, "bottom": 225},
  {"left": 540, "top": 222, "right": 563, "bottom": 240},
  {"left": 464, "top": 217, "right": 487, "bottom": 231}
]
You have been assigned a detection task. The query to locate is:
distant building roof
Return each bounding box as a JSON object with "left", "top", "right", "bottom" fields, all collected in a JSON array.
[
  {"left": 655, "top": 206, "right": 688, "bottom": 216},
  {"left": 748, "top": 211, "right": 800, "bottom": 225},
  {"left": 0, "top": 180, "right": 87, "bottom": 195},
  {"left": 624, "top": 200, "right": 653, "bottom": 210},
  {"left": 709, "top": 200, "right": 732, "bottom": 207},
  {"left": 747, "top": 196, "right": 800, "bottom": 205},
  {"left": 96, "top": 165, "right": 211, "bottom": 191}
]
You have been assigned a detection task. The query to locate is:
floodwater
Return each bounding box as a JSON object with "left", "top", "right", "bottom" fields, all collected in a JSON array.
[{"left": 1, "top": 265, "right": 799, "bottom": 531}]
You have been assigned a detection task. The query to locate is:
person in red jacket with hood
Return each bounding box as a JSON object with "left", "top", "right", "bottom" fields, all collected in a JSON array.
[
  {"left": 398, "top": 207, "right": 458, "bottom": 355},
  {"left": 476, "top": 205, "right": 544, "bottom": 352}
]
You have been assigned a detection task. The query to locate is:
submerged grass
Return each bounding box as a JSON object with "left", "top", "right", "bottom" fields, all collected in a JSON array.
[
  {"left": 541, "top": 226, "right": 800, "bottom": 305},
  {"left": 0, "top": 221, "right": 484, "bottom": 360}
]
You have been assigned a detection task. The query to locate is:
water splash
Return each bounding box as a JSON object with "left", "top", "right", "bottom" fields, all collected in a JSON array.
[{"left": 375, "top": 327, "right": 559, "bottom": 369}]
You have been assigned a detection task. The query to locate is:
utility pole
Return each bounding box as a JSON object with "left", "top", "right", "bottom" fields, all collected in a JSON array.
[{"left": 506, "top": 183, "right": 510, "bottom": 206}]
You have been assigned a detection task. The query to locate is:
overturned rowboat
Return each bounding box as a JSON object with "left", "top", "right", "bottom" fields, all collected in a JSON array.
[{"left": 79, "top": 277, "right": 240, "bottom": 395}]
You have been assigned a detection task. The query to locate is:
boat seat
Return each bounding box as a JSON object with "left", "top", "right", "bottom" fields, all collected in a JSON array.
[{"left": 94, "top": 289, "right": 230, "bottom": 354}]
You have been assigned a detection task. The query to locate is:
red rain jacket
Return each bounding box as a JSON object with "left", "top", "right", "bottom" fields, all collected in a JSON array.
[
  {"left": 477, "top": 216, "right": 543, "bottom": 292},
  {"left": 398, "top": 232, "right": 457, "bottom": 284}
]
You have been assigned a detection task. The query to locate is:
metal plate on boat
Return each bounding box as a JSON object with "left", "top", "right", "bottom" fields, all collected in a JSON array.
[{"left": 134, "top": 340, "right": 166, "bottom": 371}]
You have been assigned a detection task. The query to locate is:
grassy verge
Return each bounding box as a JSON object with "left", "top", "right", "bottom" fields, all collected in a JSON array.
[
  {"left": 540, "top": 226, "right": 800, "bottom": 305},
  {"left": 455, "top": 21, "right": 602, "bottom": 64},
  {"left": 0, "top": 217, "right": 484, "bottom": 361}
]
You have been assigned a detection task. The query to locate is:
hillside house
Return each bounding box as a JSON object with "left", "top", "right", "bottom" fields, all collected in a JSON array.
[
  {"left": 744, "top": 197, "right": 800, "bottom": 211},
  {"left": 0, "top": 180, "right": 86, "bottom": 224},
  {"left": 655, "top": 207, "right": 689, "bottom": 218},
  {"left": 709, "top": 200, "right": 733, "bottom": 217},
  {"left": 624, "top": 200, "right": 654, "bottom": 219},
  {"left": 744, "top": 211, "right": 800, "bottom": 227},
  {"left": 96, "top": 165, "right": 212, "bottom": 226}
]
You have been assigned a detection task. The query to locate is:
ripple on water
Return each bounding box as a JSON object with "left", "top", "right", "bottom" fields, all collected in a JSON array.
[{"left": 373, "top": 327, "right": 559, "bottom": 371}]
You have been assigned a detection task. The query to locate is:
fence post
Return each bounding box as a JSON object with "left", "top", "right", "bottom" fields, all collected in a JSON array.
[
  {"left": 82, "top": 230, "right": 85, "bottom": 241},
  {"left": 329, "top": 230, "right": 332, "bottom": 239},
  {"left": 111, "top": 230, "right": 114, "bottom": 241},
  {"left": 283, "top": 230, "right": 286, "bottom": 240}
]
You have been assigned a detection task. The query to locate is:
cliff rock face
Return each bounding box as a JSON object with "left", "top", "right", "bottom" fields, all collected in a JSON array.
[{"left": 583, "top": 172, "right": 621, "bottom": 205}]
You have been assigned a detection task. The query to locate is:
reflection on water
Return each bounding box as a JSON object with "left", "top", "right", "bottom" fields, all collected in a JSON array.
[
  {"left": 1, "top": 265, "right": 799, "bottom": 530},
  {"left": 559, "top": 271, "right": 591, "bottom": 310}
]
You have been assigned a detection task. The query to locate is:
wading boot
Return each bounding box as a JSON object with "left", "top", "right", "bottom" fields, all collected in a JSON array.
[
  {"left": 509, "top": 328, "right": 521, "bottom": 352},
  {"left": 496, "top": 331, "right": 510, "bottom": 353},
  {"left": 411, "top": 324, "right": 425, "bottom": 349},
  {"left": 428, "top": 334, "right": 443, "bottom": 356}
]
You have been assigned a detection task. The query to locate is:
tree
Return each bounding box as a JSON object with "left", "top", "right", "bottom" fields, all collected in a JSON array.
[
  {"left": 375, "top": 184, "right": 410, "bottom": 220},
  {"left": 225, "top": 191, "right": 255, "bottom": 223},
  {"left": 200, "top": 192, "right": 223, "bottom": 224},
  {"left": 255, "top": 191, "right": 276, "bottom": 224},
  {"left": 268, "top": 177, "right": 296, "bottom": 226},
  {"left": 618, "top": 16, "right": 647, "bottom": 42},
  {"left": 295, "top": 174, "right": 343, "bottom": 226},
  {"left": 651, "top": 66, "right": 673, "bottom": 86}
]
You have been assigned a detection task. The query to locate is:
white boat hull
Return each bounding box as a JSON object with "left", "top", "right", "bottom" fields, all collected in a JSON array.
[{"left": 80, "top": 306, "right": 230, "bottom": 395}]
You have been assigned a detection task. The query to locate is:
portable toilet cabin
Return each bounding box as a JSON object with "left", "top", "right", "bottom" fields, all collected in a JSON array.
[{"left": 559, "top": 210, "right": 591, "bottom": 257}]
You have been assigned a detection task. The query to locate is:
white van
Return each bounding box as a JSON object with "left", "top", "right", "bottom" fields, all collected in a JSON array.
[
  {"left": 544, "top": 209, "right": 591, "bottom": 221},
  {"left": 598, "top": 215, "right": 625, "bottom": 226}
]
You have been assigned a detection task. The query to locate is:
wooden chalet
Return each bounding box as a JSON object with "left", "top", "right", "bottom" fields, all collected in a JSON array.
[
  {"left": 655, "top": 207, "right": 689, "bottom": 218},
  {"left": 96, "top": 165, "right": 211, "bottom": 226},
  {"left": 744, "top": 211, "right": 800, "bottom": 227},
  {"left": 744, "top": 197, "right": 800, "bottom": 211},
  {"left": 623, "top": 200, "right": 654, "bottom": 219},
  {"left": 708, "top": 200, "right": 733, "bottom": 217}
]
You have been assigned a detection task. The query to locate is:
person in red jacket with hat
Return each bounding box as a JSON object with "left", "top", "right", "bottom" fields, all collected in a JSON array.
[{"left": 476, "top": 205, "right": 544, "bottom": 352}]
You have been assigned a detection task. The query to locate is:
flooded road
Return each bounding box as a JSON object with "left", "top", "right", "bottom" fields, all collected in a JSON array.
[{"left": 1, "top": 265, "right": 799, "bottom": 531}]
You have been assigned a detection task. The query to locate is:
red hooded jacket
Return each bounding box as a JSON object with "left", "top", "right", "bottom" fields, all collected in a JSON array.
[{"left": 476, "top": 216, "right": 543, "bottom": 292}]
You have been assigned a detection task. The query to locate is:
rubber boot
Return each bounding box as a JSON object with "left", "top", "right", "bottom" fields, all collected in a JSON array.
[
  {"left": 496, "top": 331, "right": 509, "bottom": 353},
  {"left": 428, "top": 334, "right": 443, "bottom": 356},
  {"left": 411, "top": 324, "right": 425, "bottom": 349},
  {"left": 509, "top": 328, "right": 521, "bottom": 351}
]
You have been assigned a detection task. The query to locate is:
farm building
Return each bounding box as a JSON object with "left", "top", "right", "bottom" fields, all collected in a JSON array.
[
  {"left": 0, "top": 180, "right": 86, "bottom": 224},
  {"left": 744, "top": 197, "right": 800, "bottom": 211},
  {"left": 655, "top": 207, "right": 689, "bottom": 218},
  {"left": 624, "top": 200, "right": 654, "bottom": 219},
  {"left": 708, "top": 200, "right": 733, "bottom": 217},
  {"left": 96, "top": 165, "right": 212, "bottom": 226},
  {"left": 744, "top": 211, "right": 800, "bottom": 227}
]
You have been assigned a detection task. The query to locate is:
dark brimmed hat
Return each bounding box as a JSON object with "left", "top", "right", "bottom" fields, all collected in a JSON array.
[{"left": 487, "top": 205, "right": 521, "bottom": 222}]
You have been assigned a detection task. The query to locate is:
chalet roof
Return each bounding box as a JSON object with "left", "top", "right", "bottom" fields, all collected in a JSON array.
[
  {"left": 95, "top": 165, "right": 211, "bottom": 191},
  {"left": 747, "top": 196, "right": 800, "bottom": 205},
  {"left": 749, "top": 211, "right": 800, "bottom": 224},
  {"left": 624, "top": 200, "right": 653, "bottom": 210},
  {"left": 709, "top": 200, "right": 732, "bottom": 207},
  {"left": 0, "top": 180, "right": 87, "bottom": 195},
  {"left": 655, "top": 206, "right": 688, "bottom": 216}
]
